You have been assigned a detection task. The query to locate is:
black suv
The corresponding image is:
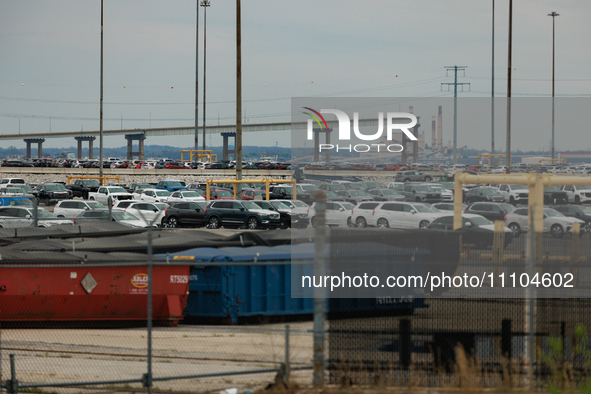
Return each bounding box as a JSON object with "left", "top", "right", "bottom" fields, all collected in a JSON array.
[
  {"left": 204, "top": 200, "right": 280, "bottom": 229},
  {"left": 465, "top": 187, "right": 505, "bottom": 204},
  {"left": 37, "top": 183, "right": 73, "bottom": 205},
  {"left": 554, "top": 205, "right": 591, "bottom": 232},
  {"left": 162, "top": 201, "right": 208, "bottom": 228},
  {"left": 464, "top": 202, "right": 515, "bottom": 222}
]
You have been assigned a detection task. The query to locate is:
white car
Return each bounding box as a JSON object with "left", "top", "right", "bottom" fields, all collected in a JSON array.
[
  {"left": 74, "top": 208, "right": 157, "bottom": 228},
  {"left": 273, "top": 199, "right": 310, "bottom": 225},
  {"left": 423, "top": 183, "right": 454, "bottom": 202},
  {"left": 139, "top": 188, "right": 171, "bottom": 202},
  {"left": 123, "top": 202, "right": 169, "bottom": 226},
  {"left": 562, "top": 185, "right": 591, "bottom": 204},
  {"left": 497, "top": 184, "right": 529, "bottom": 205},
  {"left": 505, "top": 207, "right": 585, "bottom": 238},
  {"left": 307, "top": 201, "right": 355, "bottom": 227},
  {"left": 0, "top": 206, "right": 73, "bottom": 228},
  {"left": 168, "top": 190, "right": 206, "bottom": 202},
  {"left": 52, "top": 200, "right": 106, "bottom": 218},
  {"left": 354, "top": 201, "right": 446, "bottom": 229}
]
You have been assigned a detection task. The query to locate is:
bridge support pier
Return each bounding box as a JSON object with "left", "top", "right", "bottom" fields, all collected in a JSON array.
[
  {"left": 24, "top": 138, "right": 45, "bottom": 159},
  {"left": 75, "top": 136, "right": 96, "bottom": 159},
  {"left": 221, "top": 132, "right": 236, "bottom": 161},
  {"left": 125, "top": 134, "right": 146, "bottom": 160},
  {"left": 312, "top": 128, "right": 332, "bottom": 163}
]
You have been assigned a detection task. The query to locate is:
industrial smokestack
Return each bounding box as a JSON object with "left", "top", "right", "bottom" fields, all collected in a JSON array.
[
  {"left": 431, "top": 115, "right": 436, "bottom": 151},
  {"left": 437, "top": 106, "right": 443, "bottom": 151}
]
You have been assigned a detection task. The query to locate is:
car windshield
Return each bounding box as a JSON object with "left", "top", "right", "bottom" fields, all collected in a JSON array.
[
  {"left": 325, "top": 191, "right": 338, "bottom": 197},
  {"left": 300, "top": 185, "right": 318, "bottom": 191},
  {"left": 413, "top": 204, "right": 439, "bottom": 213},
  {"left": 87, "top": 201, "right": 105, "bottom": 209},
  {"left": 341, "top": 203, "right": 355, "bottom": 210},
  {"left": 241, "top": 202, "right": 261, "bottom": 210},
  {"left": 109, "top": 187, "right": 127, "bottom": 193},
  {"left": 270, "top": 202, "right": 290, "bottom": 210},
  {"left": 510, "top": 185, "right": 527, "bottom": 190},
  {"left": 155, "top": 191, "right": 170, "bottom": 196},
  {"left": 83, "top": 180, "right": 100, "bottom": 186},
  {"left": 37, "top": 209, "right": 54, "bottom": 218},
  {"left": 167, "top": 182, "right": 183, "bottom": 187},
  {"left": 545, "top": 186, "right": 562, "bottom": 191},
  {"left": 364, "top": 182, "right": 380, "bottom": 188},
  {"left": 45, "top": 185, "right": 64, "bottom": 191},
  {"left": 580, "top": 206, "right": 591, "bottom": 214},
  {"left": 15, "top": 199, "right": 33, "bottom": 206},
  {"left": 544, "top": 208, "right": 565, "bottom": 217},
  {"left": 348, "top": 191, "right": 368, "bottom": 196},
  {"left": 577, "top": 185, "right": 591, "bottom": 190},
  {"left": 183, "top": 192, "right": 200, "bottom": 198},
  {"left": 481, "top": 188, "right": 499, "bottom": 195},
  {"left": 500, "top": 203, "right": 516, "bottom": 213},
  {"left": 154, "top": 203, "right": 168, "bottom": 211},
  {"left": 291, "top": 201, "right": 309, "bottom": 208},
  {"left": 217, "top": 191, "right": 232, "bottom": 197},
  {"left": 415, "top": 186, "right": 433, "bottom": 192},
  {"left": 113, "top": 211, "right": 139, "bottom": 221},
  {"left": 467, "top": 216, "right": 492, "bottom": 226}
]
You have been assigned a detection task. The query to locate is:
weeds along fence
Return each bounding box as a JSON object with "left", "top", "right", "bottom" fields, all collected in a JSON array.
[{"left": 326, "top": 227, "right": 591, "bottom": 388}]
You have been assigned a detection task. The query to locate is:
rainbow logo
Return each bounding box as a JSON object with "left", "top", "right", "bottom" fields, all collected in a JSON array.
[{"left": 302, "top": 107, "right": 328, "bottom": 131}]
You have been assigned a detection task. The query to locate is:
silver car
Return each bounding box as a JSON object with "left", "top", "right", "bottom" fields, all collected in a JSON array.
[{"left": 505, "top": 207, "right": 585, "bottom": 238}]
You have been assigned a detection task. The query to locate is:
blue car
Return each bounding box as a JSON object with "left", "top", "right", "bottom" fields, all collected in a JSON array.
[{"left": 155, "top": 180, "right": 187, "bottom": 192}]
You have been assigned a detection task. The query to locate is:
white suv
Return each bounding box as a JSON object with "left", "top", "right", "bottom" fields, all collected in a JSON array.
[
  {"left": 364, "top": 202, "right": 446, "bottom": 229},
  {"left": 562, "top": 185, "right": 591, "bottom": 204},
  {"left": 52, "top": 200, "right": 106, "bottom": 218},
  {"left": 497, "top": 184, "right": 529, "bottom": 205}
]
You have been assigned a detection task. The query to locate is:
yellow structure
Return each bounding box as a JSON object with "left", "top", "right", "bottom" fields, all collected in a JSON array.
[
  {"left": 205, "top": 178, "right": 296, "bottom": 201},
  {"left": 478, "top": 153, "right": 510, "bottom": 166},
  {"left": 453, "top": 173, "right": 591, "bottom": 231},
  {"left": 67, "top": 175, "right": 120, "bottom": 186},
  {"left": 180, "top": 150, "right": 218, "bottom": 163},
  {"left": 539, "top": 158, "right": 566, "bottom": 165}
]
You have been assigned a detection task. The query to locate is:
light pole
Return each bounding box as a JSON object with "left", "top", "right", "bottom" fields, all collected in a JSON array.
[
  {"left": 195, "top": 1, "right": 200, "bottom": 151},
  {"left": 201, "top": 0, "right": 210, "bottom": 151},
  {"left": 548, "top": 11, "right": 559, "bottom": 160}
]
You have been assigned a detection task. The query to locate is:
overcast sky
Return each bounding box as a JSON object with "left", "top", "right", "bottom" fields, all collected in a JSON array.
[{"left": 1, "top": 0, "right": 589, "bottom": 152}]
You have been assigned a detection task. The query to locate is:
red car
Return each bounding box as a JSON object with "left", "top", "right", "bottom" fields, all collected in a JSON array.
[
  {"left": 164, "top": 162, "right": 189, "bottom": 169},
  {"left": 207, "top": 189, "right": 234, "bottom": 200},
  {"left": 241, "top": 189, "right": 267, "bottom": 200}
]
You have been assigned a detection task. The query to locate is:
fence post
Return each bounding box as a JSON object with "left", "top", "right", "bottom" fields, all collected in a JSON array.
[
  {"left": 313, "top": 190, "right": 327, "bottom": 387},
  {"left": 501, "top": 319, "right": 511, "bottom": 359},
  {"left": 143, "top": 227, "right": 153, "bottom": 393},
  {"left": 284, "top": 325, "right": 290, "bottom": 385},
  {"left": 400, "top": 319, "right": 411, "bottom": 370},
  {"left": 7, "top": 354, "right": 17, "bottom": 394}
]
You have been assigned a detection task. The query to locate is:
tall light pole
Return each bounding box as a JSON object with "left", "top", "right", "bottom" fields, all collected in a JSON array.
[
  {"left": 505, "top": 0, "right": 512, "bottom": 174},
  {"left": 549, "top": 11, "right": 559, "bottom": 159},
  {"left": 235, "top": 0, "right": 242, "bottom": 197},
  {"left": 99, "top": 0, "right": 104, "bottom": 178},
  {"left": 201, "top": 0, "right": 210, "bottom": 151},
  {"left": 195, "top": 1, "right": 200, "bottom": 151},
  {"left": 491, "top": 0, "right": 495, "bottom": 158}
]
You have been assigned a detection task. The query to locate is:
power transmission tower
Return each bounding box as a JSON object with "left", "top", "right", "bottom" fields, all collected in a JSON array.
[{"left": 441, "top": 66, "right": 470, "bottom": 163}]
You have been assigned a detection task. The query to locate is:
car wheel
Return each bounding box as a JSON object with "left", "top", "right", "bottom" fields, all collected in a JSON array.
[
  {"left": 90, "top": 197, "right": 95, "bottom": 200},
  {"left": 279, "top": 216, "right": 289, "bottom": 230},
  {"left": 247, "top": 216, "right": 259, "bottom": 230},
  {"left": 208, "top": 216, "right": 220, "bottom": 229},
  {"left": 551, "top": 224, "right": 564, "bottom": 238},
  {"left": 167, "top": 216, "right": 178, "bottom": 228},
  {"left": 424, "top": 177, "right": 432, "bottom": 182},
  {"left": 419, "top": 220, "right": 430, "bottom": 229},
  {"left": 585, "top": 221, "right": 591, "bottom": 233},
  {"left": 508, "top": 223, "right": 521, "bottom": 237},
  {"left": 311, "top": 216, "right": 317, "bottom": 228},
  {"left": 347, "top": 217, "right": 354, "bottom": 227},
  {"left": 404, "top": 179, "right": 411, "bottom": 183},
  {"left": 575, "top": 195, "right": 581, "bottom": 204},
  {"left": 415, "top": 197, "right": 422, "bottom": 202},
  {"left": 356, "top": 217, "right": 367, "bottom": 228},
  {"left": 377, "top": 218, "right": 389, "bottom": 228}
]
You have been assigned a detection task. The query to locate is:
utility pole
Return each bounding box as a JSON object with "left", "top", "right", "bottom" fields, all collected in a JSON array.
[
  {"left": 202, "top": 0, "right": 210, "bottom": 150},
  {"left": 548, "top": 11, "right": 559, "bottom": 160},
  {"left": 235, "top": 0, "right": 243, "bottom": 197},
  {"left": 195, "top": 1, "right": 200, "bottom": 151},
  {"left": 491, "top": 0, "right": 495, "bottom": 158},
  {"left": 506, "top": 0, "right": 513, "bottom": 174},
  {"left": 99, "top": 0, "right": 104, "bottom": 179},
  {"left": 441, "top": 66, "right": 470, "bottom": 164}
]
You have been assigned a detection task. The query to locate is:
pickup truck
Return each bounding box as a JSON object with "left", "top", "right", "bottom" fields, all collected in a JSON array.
[
  {"left": 268, "top": 185, "right": 313, "bottom": 205},
  {"left": 155, "top": 180, "right": 187, "bottom": 192},
  {"left": 66, "top": 179, "right": 101, "bottom": 199},
  {"left": 497, "top": 184, "right": 529, "bottom": 205},
  {"left": 88, "top": 186, "right": 134, "bottom": 205}
]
